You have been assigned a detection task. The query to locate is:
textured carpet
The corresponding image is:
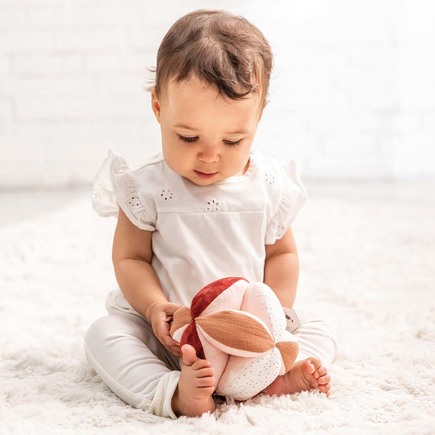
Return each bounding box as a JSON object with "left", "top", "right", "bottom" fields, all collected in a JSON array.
[{"left": 1, "top": 182, "right": 434, "bottom": 434}]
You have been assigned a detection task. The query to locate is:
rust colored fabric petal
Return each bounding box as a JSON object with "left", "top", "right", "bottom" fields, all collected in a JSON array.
[
  {"left": 276, "top": 341, "right": 299, "bottom": 373},
  {"left": 169, "top": 306, "right": 192, "bottom": 337},
  {"left": 195, "top": 310, "right": 275, "bottom": 353}
]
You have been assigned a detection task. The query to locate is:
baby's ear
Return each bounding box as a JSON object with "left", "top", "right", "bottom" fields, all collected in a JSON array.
[
  {"left": 151, "top": 87, "right": 161, "bottom": 123},
  {"left": 169, "top": 306, "right": 191, "bottom": 338},
  {"left": 257, "top": 96, "right": 268, "bottom": 122}
]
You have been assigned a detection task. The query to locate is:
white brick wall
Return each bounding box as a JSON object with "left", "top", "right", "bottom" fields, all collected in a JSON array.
[{"left": 0, "top": 0, "right": 434, "bottom": 188}]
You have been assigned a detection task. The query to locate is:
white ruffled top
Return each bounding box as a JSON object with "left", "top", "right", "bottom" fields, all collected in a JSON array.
[{"left": 93, "top": 150, "right": 306, "bottom": 306}]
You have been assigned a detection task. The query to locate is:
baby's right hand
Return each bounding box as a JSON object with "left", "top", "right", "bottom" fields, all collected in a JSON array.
[{"left": 148, "top": 301, "right": 182, "bottom": 356}]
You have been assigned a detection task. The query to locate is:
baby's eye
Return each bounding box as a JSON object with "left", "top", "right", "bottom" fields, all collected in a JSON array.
[
  {"left": 223, "top": 139, "right": 242, "bottom": 146},
  {"left": 178, "top": 135, "right": 199, "bottom": 143}
]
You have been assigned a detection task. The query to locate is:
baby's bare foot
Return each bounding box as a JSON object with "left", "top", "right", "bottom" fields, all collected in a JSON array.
[
  {"left": 172, "top": 344, "right": 216, "bottom": 417},
  {"left": 263, "top": 357, "right": 331, "bottom": 396}
]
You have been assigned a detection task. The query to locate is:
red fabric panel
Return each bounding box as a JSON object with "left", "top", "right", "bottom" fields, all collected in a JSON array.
[
  {"left": 180, "top": 322, "right": 205, "bottom": 360},
  {"left": 190, "top": 277, "right": 247, "bottom": 318}
]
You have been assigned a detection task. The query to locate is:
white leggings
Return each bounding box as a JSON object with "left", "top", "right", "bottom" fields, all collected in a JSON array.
[{"left": 84, "top": 289, "right": 337, "bottom": 419}]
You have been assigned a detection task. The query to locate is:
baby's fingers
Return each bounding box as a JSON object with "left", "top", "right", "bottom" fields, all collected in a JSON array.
[
  {"left": 168, "top": 342, "right": 181, "bottom": 356},
  {"left": 156, "top": 322, "right": 180, "bottom": 355},
  {"left": 163, "top": 335, "right": 180, "bottom": 355}
]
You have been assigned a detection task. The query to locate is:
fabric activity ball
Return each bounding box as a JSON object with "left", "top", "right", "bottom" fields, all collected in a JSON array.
[{"left": 170, "top": 277, "right": 299, "bottom": 400}]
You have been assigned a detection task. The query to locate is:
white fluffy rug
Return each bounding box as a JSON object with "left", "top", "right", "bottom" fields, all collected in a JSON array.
[{"left": 1, "top": 182, "right": 434, "bottom": 434}]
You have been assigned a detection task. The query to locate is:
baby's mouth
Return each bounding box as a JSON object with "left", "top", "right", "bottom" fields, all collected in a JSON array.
[{"left": 194, "top": 170, "right": 219, "bottom": 179}]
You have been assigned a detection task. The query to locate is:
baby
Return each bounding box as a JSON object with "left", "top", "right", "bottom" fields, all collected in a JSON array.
[{"left": 86, "top": 9, "right": 336, "bottom": 418}]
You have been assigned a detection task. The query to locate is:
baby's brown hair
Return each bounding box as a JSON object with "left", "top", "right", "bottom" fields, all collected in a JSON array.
[{"left": 152, "top": 9, "right": 273, "bottom": 103}]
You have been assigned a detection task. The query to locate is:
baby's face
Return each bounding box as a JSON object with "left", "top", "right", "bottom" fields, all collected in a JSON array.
[{"left": 151, "top": 76, "right": 264, "bottom": 186}]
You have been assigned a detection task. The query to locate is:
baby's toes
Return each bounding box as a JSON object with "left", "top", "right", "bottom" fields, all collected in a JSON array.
[
  {"left": 318, "top": 374, "right": 330, "bottom": 386},
  {"left": 196, "top": 376, "right": 215, "bottom": 388},
  {"left": 313, "top": 366, "right": 327, "bottom": 381},
  {"left": 195, "top": 366, "right": 214, "bottom": 379},
  {"left": 304, "top": 358, "right": 321, "bottom": 376},
  {"left": 318, "top": 381, "right": 331, "bottom": 395},
  {"left": 192, "top": 359, "right": 212, "bottom": 370},
  {"left": 317, "top": 373, "right": 331, "bottom": 395}
]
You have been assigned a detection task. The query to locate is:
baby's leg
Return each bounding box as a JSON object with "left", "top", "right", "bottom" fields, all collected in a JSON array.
[
  {"left": 291, "top": 308, "right": 337, "bottom": 368},
  {"left": 263, "top": 308, "right": 336, "bottom": 397},
  {"left": 84, "top": 313, "right": 181, "bottom": 418},
  {"left": 171, "top": 344, "right": 216, "bottom": 417}
]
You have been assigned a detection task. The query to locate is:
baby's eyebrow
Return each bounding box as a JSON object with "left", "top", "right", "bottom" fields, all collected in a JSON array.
[
  {"left": 174, "top": 123, "right": 199, "bottom": 131},
  {"left": 174, "top": 123, "right": 249, "bottom": 135},
  {"left": 226, "top": 129, "right": 249, "bottom": 135}
]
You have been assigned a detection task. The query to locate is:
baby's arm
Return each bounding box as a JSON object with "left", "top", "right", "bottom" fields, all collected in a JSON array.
[
  {"left": 264, "top": 228, "right": 299, "bottom": 308},
  {"left": 112, "top": 208, "right": 181, "bottom": 355}
]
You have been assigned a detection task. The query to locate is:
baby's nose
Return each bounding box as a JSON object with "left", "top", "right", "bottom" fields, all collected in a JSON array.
[{"left": 198, "top": 146, "right": 219, "bottom": 163}]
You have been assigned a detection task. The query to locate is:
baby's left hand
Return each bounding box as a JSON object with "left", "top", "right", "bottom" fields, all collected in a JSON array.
[{"left": 149, "top": 302, "right": 182, "bottom": 356}]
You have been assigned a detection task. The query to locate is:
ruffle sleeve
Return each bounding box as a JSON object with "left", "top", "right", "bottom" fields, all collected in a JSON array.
[
  {"left": 265, "top": 159, "right": 307, "bottom": 245},
  {"left": 92, "top": 150, "right": 156, "bottom": 231}
]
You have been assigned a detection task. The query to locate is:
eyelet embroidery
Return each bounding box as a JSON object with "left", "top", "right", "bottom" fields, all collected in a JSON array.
[
  {"left": 205, "top": 199, "right": 220, "bottom": 212},
  {"left": 265, "top": 172, "right": 276, "bottom": 185},
  {"left": 128, "top": 194, "right": 141, "bottom": 209},
  {"left": 276, "top": 224, "right": 286, "bottom": 238},
  {"left": 160, "top": 189, "right": 174, "bottom": 201}
]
